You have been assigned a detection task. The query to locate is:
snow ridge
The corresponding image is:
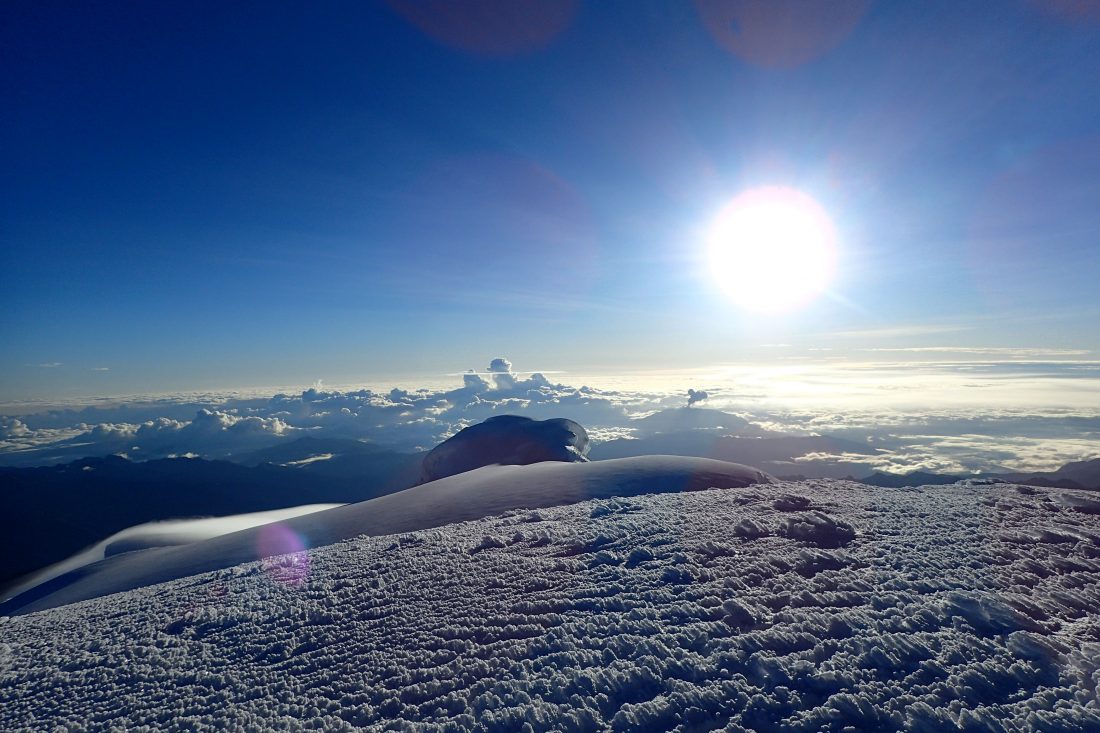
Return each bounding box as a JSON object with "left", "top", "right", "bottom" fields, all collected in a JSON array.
[
  {"left": 2, "top": 456, "right": 772, "bottom": 615},
  {"left": 3, "top": 480, "right": 1100, "bottom": 731}
]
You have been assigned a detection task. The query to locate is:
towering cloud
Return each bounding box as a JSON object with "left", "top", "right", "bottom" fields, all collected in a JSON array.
[{"left": 487, "top": 357, "right": 516, "bottom": 390}]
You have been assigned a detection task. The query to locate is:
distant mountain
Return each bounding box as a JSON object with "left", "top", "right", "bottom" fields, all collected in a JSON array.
[
  {"left": 1004, "top": 476, "right": 1089, "bottom": 490},
  {"left": 590, "top": 429, "right": 881, "bottom": 478},
  {"left": 226, "top": 435, "right": 423, "bottom": 485},
  {"left": 632, "top": 407, "right": 755, "bottom": 435},
  {"left": 229, "top": 435, "right": 389, "bottom": 467},
  {"left": 852, "top": 457, "right": 1100, "bottom": 491},
  {"left": 857, "top": 471, "right": 963, "bottom": 488},
  {"left": 0, "top": 448, "right": 422, "bottom": 589},
  {"left": 995, "top": 457, "right": 1100, "bottom": 490},
  {"left": 1052, "top": 457, "right": 1100, "bottom": 487}
]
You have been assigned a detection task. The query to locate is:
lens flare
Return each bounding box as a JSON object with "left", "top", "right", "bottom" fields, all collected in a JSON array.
[
  {"left": 707, "top": 186, "right": 838, "bottom": 314},
  {"left": 695, "top": 0, "right": 869, "bottom": 69},
  {"left": 256, "top": 523, "right": 310, "bottom": 587},
  {"left": 388, "top": 0, "right": 577, "bottom": 56}
]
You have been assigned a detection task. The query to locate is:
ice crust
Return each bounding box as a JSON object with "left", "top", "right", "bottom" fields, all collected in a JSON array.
[{"left": 3, "top": 479, "right": 1100, "bottom": 731}]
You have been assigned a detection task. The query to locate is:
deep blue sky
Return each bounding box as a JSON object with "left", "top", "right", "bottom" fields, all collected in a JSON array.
[{"left": 3, "top": 1, "right": 1099, "bottom": 398}]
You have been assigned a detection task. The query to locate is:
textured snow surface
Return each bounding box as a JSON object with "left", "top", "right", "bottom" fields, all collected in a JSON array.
[{"left": 3, "top": 480, "right": 1100, "bottom": 732}]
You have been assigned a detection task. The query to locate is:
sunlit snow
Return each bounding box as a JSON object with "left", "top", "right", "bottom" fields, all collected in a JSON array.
[{"left": 2, "top": 475, "right": 1099, "bottom": 731}]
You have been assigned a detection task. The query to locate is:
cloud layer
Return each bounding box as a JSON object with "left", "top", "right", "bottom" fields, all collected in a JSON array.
[{"left": 1, "top": 359, "right": 1098, "bottom": 475}]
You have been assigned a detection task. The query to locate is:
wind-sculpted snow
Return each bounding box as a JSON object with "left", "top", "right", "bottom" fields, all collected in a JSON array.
[{"left": 3, "top": 481, "right": 1100, "bottom": 731}]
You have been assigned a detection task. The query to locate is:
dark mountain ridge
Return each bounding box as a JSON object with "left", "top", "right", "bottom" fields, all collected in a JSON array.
[{"left": 0, "top": 447, "right": 422, "bottom": 589}]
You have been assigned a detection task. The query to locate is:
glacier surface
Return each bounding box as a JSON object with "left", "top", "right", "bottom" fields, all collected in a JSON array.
[{"left": 2, "top": 477, "right": 1100, "bottom": 731}]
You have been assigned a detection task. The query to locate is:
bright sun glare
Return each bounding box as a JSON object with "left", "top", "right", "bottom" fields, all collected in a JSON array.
[{"left": 707, "top": 186, "right": 838, "bottom": 313}]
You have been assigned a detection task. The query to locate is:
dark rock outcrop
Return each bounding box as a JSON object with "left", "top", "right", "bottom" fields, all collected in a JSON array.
[{"left": 420, "top": 415, "right": 589, "bottom": 484}]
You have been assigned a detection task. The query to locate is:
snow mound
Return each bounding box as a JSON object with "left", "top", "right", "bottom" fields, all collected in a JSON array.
[
  {"left": 1057, "top": 492, "right": 1100, "bottom": 515},
  {"left": 2, "top": 455, "right": 771, "bottom": 615},
  {"left": 777, "top": 511, "right": 857, "bottom": 548},
  {"left": 2, "top": 480, "right": 1099, "bottom": 731},
  {"left": 420, "top": 415, "right": 590, "bottom": 483}
]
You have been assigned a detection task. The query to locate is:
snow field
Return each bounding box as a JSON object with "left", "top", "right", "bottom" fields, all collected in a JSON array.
[{"left": 2, "top": 479, "right": 1100, "bottom": 731}]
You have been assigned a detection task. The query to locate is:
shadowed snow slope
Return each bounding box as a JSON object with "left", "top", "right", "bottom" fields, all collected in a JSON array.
[
  {"left": 0, "top": 504, "right": 343, "bottom": 605},
  {"left": 2, "top": 480, "right": 1100, "bottom": 731},
  {"left": 0, "top": 456, "right": 771, "bottom": 615}
]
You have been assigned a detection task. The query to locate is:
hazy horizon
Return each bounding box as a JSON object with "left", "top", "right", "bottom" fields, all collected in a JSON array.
[
  {"left": 3, "top": 356, "right": 1098, "bottom": 476},
  {"left": 5, "top": 355, "right": 1100, "bottom": 410}
]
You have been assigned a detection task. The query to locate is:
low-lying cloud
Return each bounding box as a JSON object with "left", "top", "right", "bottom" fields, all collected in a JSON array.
[
  {"left": 1, "top": 358, "right": 1098, "bottom": 475},
  {"left": 0, "top": 359, "right": 658, "bottom": 466}
]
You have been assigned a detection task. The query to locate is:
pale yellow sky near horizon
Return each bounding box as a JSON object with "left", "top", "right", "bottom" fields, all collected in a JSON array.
[{"left": 4, "top": 359, "right": 1100, "bottom": 416}]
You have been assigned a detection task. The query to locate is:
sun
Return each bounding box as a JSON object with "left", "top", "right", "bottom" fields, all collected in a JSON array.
[{"left": 707, "top": 186, "right": 838, "bottom": 313}]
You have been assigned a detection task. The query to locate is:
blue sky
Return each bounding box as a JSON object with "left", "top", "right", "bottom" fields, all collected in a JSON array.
[{"left": 3, "top": 1, "right": 1099, "bottom": 399}]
